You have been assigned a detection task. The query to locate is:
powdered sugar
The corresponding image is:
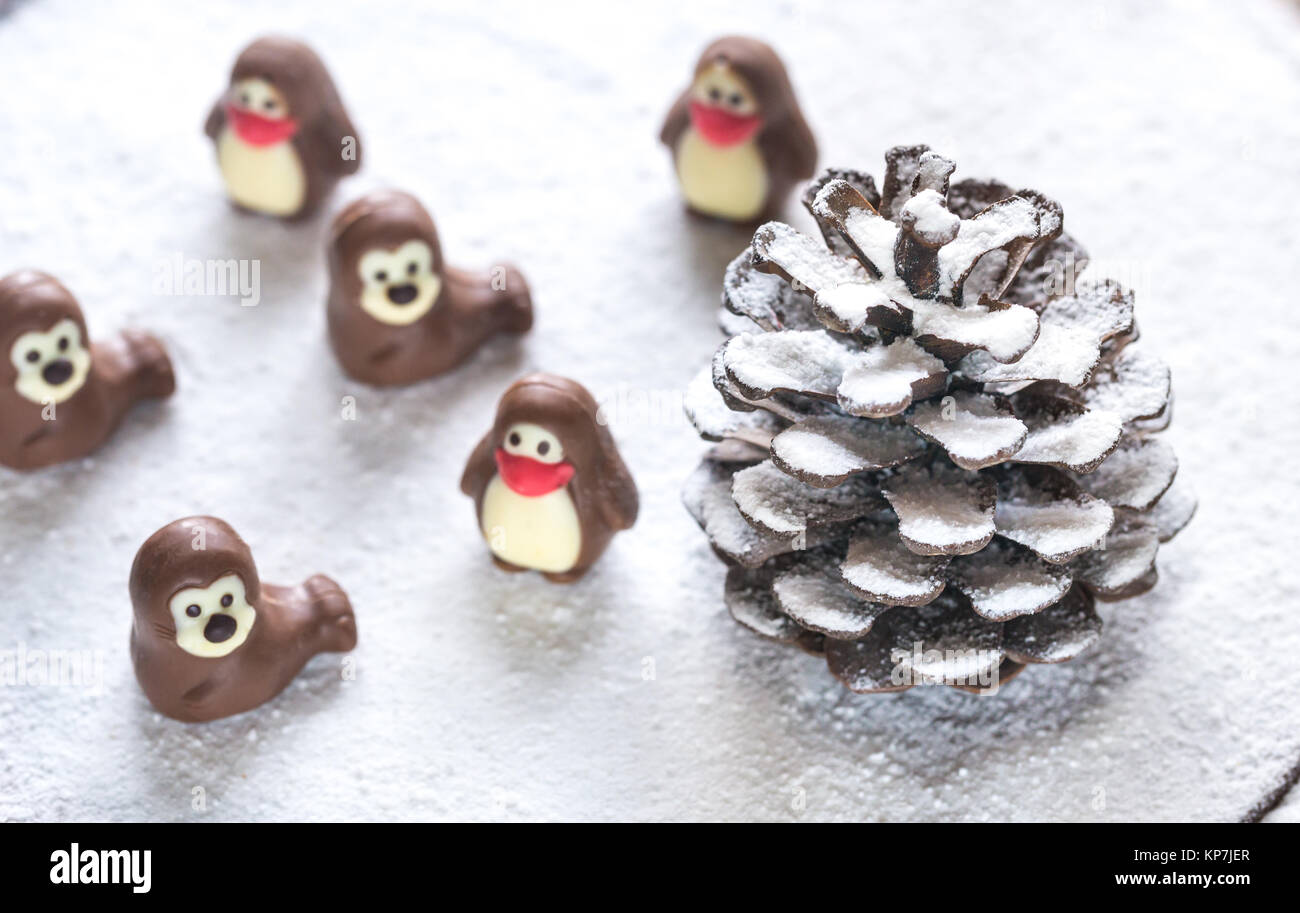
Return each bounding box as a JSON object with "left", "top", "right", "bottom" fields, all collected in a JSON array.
[
  {"left": 901, "top": 188, "right": 961, "bottom": 242},
  {"left": 841, "top": 522, "right": 949, "bottom": 606},
  {"left": 837, "top": 338, "right": 947, "bottom": 417},
  {"left": 936, "top": 196, "right": 1040, "bottom": 299},
  {"left": 770, "top": 414, "right": 925, "bottom": 487},
  {"left": 1071, "top": 514, "right": 1160, "bottom": 597},
  {"left": 1147, "top": 476, "right": 1198, "bottom": 543},
  {"left": 947, "top": 539, "right": 1073, "bottom": 621},
  {"left": 1001, "top": 588, "right": 1102, "bottom": 664},
  {"left": 811, "top": 179, "right": 900, "bottom": 275},
  {"left": 906, "top": 391, "right": 1028, "bottom": 470},
  {"left": 725, "top": 564, "right": 805, "bottom": 644},
  {"left": 731, "top": 460, "right": 882, "bottom": 536},
  {"left": 723, "top": 329, "right": 855, "bottom": 401},
  {"left": 960, "top": 281, "right": 1134, "bottom": 387},
  {"left": 1, "top": 0, "right": 1292, "bottom": 825},
  {"left": 813, "top": 282, "right": 896, "bottom": 333},
  {"left": 684, "top": 365, "right": 784, "bottom": 448},
  {"left": 909, "top": 297, "right": 1040, "bottom": 363},
  {"left": 772, "top": 550, "right": 891, "bottom": 639},
  {"left": 722, "top": 250, "right": 809, "bottom": 332},
  {"left": 752, "top": 221, "right": 869, "bottom": 293},
  {"left": 882, "top": 462, "right": 997, "bottom": 555},
  {"left": 1084, "top": 347, "right": 1172, "bottom": 424},
  {"left": 994, "top": 471, "right": 1115, "bottom": 564},
  {"left": 1012, "top": 397, "right": 1124, "bottom": 473},
  {"left": 685, "top": 460, "right": 814, "bottom": 567},
  {"left": 1077, "top": 434, "right": 1178, "bottom": 511}
]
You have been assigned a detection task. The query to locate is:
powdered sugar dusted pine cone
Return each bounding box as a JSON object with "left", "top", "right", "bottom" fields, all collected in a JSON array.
[{"left": 683, "top": 144, "right": 1195, "bottom": 694}]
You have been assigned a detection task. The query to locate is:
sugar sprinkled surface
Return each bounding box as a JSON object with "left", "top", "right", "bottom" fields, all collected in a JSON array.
[{"left": 0, "top": 0, "right": 1297, "bottom": 822}]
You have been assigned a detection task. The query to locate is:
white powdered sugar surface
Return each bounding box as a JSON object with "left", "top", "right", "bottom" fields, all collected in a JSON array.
[
  {"left": 817, "top": 187, "right": 898, "bottom": 270},
  {"left": 1015, "top": 407, "right": 1124, "bottom": 472},
  {"left": 901, "top": 189, "right": 960, "bottom": 240},
  {"left": 1073, "top": 521, "right": 1160, "bottom": 594},
  {"left": 724, "top": 329, "right": 853, "bottom": 399},
  {"left": 1079, "top": 435, "right": 1178, "bottom": 511},
  {"left": 884, "top": 464, "right": 995, "bottom": 554},
  {"left": 906, "top": 392, "right": 1027, "bottom": 469},
  {"left": 1084, "top": 348, "right": 1172, "bottom": 424},
  {"left": 838, "top": 338, "right": 945, "bottom": 417},
  {"left": 909, "top": 297, "right": 1039, "bottom": 363},
  {"left": 994, "top": 484, "right": 1115, "bottom": 564},
  {"left": 948, "top": 541, "right": 1072, "bottom": 621},
  {"left": 842, "top": 529, "right": 948, "bottom": 604},
  {"left": 770, "top": 414, "right": 923, "bottom": 485},
  {"left": 753, "top": 221, "right": 868, "bottom": 293},
  {"left": 0, "top": 0, "right": 1297, "bottom": 822},
  {"left": 814, "top": 282, "right": 892, "bottom": 333},
  {"left": 936, "top": 197, "right": 1039, "bottom": 297}
]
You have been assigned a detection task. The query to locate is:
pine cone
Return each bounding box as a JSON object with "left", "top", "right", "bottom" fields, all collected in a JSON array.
[{"left": 683, "top": 145, "right": 1196, "bottom": 694}]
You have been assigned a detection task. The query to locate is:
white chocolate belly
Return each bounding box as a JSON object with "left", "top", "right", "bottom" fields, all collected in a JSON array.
[
  {"left": 675, "top": 129, "right": 769, "bottom": 221},
  {"left": 480, "top": 475, "right": 582, "bottom": 573},
  {"left": 217, "top": 127, "right": 307, "bottom": 216}
]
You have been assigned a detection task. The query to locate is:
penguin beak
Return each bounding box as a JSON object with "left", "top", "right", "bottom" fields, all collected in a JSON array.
[
  {"left": 494, "top": 448, "right": 575, "bottom": 497},
  {"left": 689, "top": 100, "right": 762, "bottom": 147},
  {"left": 225, "top": 102, "right": 300, "bottom": 146}
]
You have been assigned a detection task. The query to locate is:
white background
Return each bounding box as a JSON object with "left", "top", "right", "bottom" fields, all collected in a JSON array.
[{"left": 0, "top": 0, "right": 1297, "bottom": 821}]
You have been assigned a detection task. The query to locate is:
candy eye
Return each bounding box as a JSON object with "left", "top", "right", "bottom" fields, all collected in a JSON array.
[
  {"left": 508, "top": 432, "right": 521, "bottom": 446},
  {"left": 185, "top": 604, "right": 201, "bottom": 618},
  {"left": 25, "top": 350, "right": 39, "bottom": 364},
  {"left": 729, "top": 93, "right": 744, "bottom": 107},
  {"left": 220, "top": 594, "right": 233, "bottom": 608},
  {"left": 263, "top": 99, "right": 276, "bottom": 112},
  {"left": 407, "top": 262, "right": 418, "bottom": 276},
  {"left": 374, "top": 271, "right": 388, "bottom": 282},
  {"left": 537, "top": 441, "right": 550, "bottom": 456},
  {"left": 58, "top": 337, "right": 69, "bottom": 352},
  {"left": 240, "top": 92, "right": 251, "bottom": 106},
  {"left": 708, "top": 87, "right": 722, "bottom": 101}
]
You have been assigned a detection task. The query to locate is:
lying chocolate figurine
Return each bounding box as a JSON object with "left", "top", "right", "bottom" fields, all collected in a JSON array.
[
  {"left": 327, "top": 189, "right": 533, "bottom": 386},
  {"left": 461, "top": 374, "right": 637, "bottom": 583},
  {"left": 0, "top": 271, "right": 174, "bottom": 471},
  {"left": 659, "top": 36, "right": 817, "bottom": 222},
  {"left": 130, "top": 517, "right": 357, "bottom": 723},
  {"left": 204, "top": 36, "right": 361, "bottom": 219}
]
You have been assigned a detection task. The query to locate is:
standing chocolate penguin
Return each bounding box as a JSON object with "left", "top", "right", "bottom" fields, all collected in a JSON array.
[
  {"left": 659, "top": 36, "right": 817, "bottom": 223},
  {"left": 0, "top": 271, "right": 174, "bottom": 471},
  {"left": 460, "top": 374, "right": 638, "bottom": 583},
  {"left": 204, "top": 36, "right": 361, "bottom": 219},
  {"left": 327, "top": 190, "right": 533, "bottom": 386},
  {"left": 129, "top": 517, "right": 357, "bottom": 723}
]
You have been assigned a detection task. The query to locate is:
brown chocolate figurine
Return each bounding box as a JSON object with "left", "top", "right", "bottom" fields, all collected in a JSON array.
[
  {"left": 659, "top": 36, "right": 817, "bottom": 223},
  {"left": 461, "top": 374, "right": 638, "bottom": 583},
  {"left": 130, "top": 517, "right": 357, "bottom": 723},
  {"left": 327, "top": 190, "right": 533, "bottom": 386},
  {"left": 0, "top": 271, "right": 174, "bottom": 471},
  {"left": 204, "top": 36, "right": 361, "bottom": 219}
]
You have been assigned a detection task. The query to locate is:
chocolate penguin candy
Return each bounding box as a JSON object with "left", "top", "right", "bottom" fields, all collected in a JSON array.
[{"left": 683, "top": 145, "right": 1195, "bottom": 694}]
